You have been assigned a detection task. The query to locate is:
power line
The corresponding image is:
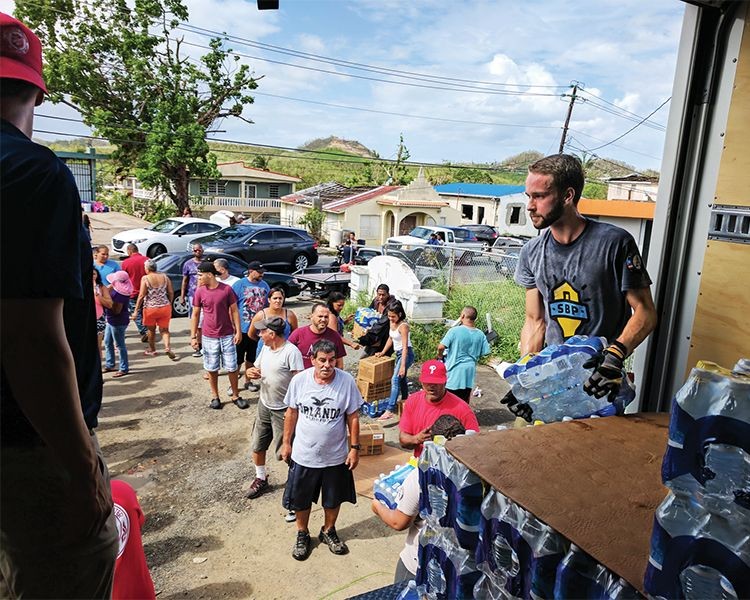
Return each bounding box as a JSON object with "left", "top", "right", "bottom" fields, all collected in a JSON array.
[
  {"left": 566, "top": 130, "right": 661, "bottom": 161},
  {"left": 586, "top": 97, "right": 671, "bottom": 152},
  {"left": 581, "top": 98, "right": 666, "bottom": 132},
  {"left": 177, "top": 23, "right": 569, "bottom": 92},
  {"left": 578, "top": 87, "right": 667, "bottom": 126}
]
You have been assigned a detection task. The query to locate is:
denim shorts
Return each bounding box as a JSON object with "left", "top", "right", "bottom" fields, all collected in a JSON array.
[{"left": 202, "top": 335, "right": 238, "bottom": 373}]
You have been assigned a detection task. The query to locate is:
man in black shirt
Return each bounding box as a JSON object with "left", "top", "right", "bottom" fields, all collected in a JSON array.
[{"left": 0, "top": 12, "right": 117, "bottom": 597}]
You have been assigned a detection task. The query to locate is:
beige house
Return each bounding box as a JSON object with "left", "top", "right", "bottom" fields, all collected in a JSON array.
[
  {"left": 281, "top": 169, "right": 461, "bottom": 245},
  {"left": 606, "top": 174, "right": 658, "bottom": 201}
]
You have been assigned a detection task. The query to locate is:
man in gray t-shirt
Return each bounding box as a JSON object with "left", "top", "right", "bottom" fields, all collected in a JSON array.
[
  {"left": 243, "top": 317, "right": 304, "bottom": 501},
  {"left": 281, "top": 339, "right": 363, "bottom": 561},
  {"left": 510, "top": 154, "right": 657, "bottom": 416}
]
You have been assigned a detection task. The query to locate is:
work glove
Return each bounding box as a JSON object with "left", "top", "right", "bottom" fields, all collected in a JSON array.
[
  {"left": 500, "top": 390, "right": 533, "bottom": 423},
  {"left": 583, "top": 341, "right": 627, "bottom": 403}
]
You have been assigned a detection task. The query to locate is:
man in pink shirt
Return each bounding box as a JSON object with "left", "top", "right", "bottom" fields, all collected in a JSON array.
[
  {"left": 399, "top": 360, "right": 479, "bottom": 457},
  {"left": 288, "top": 303, "right": 346, "bottom": 370},
  {"left": 121, "top": 244, "right": 148, "bottom": 341}
]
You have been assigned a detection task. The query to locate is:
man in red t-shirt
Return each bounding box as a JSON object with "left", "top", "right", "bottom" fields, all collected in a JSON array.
[
  {"left": 111, "top": 480, "right": 156, "bottom": 600},
  {"left": 288, "top": 303, "right": 346, "bottom": 369},
  {"left": 121, "top": 243, "right": 148, "bottom": 341},
  {"left": 399, "top": 360, "right": 479, "bottom": 457}
]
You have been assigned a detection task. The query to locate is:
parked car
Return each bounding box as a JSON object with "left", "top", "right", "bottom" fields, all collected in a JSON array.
[
  {"left": 489, "top": 236, "right": 525, "bottom": 275},
  {"left": 111, "top": 217, "right": 222, "bottom": 258},
  {"left": 387, "top": 225, "right": 484, "bottom": 250},
  {"left": 151, "top": 252, "right": 302, "bottom": 317},
  {"left": 355, "top": 247, "right": 383, "bottom": 265},
  {"left": 191, "top": 224, "right": 319, "bottom": 271},
  {"left": 463, "top": 224, "right": 500, "bottom": 245},
  {"left": 491, "top": 236, "right": 527, "bottom": 253}
]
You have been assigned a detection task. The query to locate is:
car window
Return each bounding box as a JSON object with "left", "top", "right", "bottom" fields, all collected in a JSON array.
[
  {"left": 446, "top": 231, "right": 454, "bottom": 243},
  {"left": 176, "top": 223, "right": 199, "bottom": 234},
  {"left": 149, "top": 219, "right": 182, "bottom": 233},
  {"left": 251, "top": 231, "right": 275, "bottom": 243},
  {"left": 409, "top": 227, "right": 432, "bottom": 239},
  {"left": 202, "top": 226, "right": 254, "bottom": 243},
  {"left": 152, "top": 254, "right": 181, "bottom": 271},
  {"left": 275, "top": 230, "right": 303, "bottom": 242},
  {"left": 196, "top": 223, "right": 221, "bottom": 233}
]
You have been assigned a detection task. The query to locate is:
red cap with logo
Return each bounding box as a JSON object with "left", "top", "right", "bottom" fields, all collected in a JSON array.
[
  {"left": 420, "top": 360, "right": 447, "bottom": 384},
  {"left": 0, "top": 12, "right": 47, "bottom": 93}
]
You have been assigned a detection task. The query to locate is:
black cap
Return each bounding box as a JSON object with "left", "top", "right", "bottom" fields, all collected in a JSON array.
[
  {"left": 247, "top": 260, "right": 266, "bottom": 272},
  {"left": 255, "top": 317, "right": 285, "bottom": 335},
  {"left": 197, "top": 261, "right": 218, "bottom": 275}
]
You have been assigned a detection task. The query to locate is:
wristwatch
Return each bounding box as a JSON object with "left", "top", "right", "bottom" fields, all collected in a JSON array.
[{"left": 350, "top": 444, "right": 361, "bottom": 450}]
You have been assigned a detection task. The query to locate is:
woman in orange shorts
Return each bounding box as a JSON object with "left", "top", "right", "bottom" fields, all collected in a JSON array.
[{"left": 133, "top": 259, "right": 176, "bottom": 359}]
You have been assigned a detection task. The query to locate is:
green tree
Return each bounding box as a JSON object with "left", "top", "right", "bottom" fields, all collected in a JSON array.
[
  {"left": 452, "top": 167, "right": 493, "bottom": 184},
  {"left": 17, "top": 0, "right": 257, "bottom": 214},
  {"left": 380, "top": 133, "right": 412, "bottom": 185},
  {"left": 251, "top": 155, "right": 270, "bottom": 170},
  {"left": 298, "top": 207, "right": 325, "bottom": 241}
]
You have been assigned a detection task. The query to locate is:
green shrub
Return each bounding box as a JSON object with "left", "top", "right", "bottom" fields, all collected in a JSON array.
[{"left": 101, "top": 190, "right": 176, "bottom": 222}]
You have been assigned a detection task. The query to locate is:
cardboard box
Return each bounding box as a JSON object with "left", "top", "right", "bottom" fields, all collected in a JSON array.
[
  {"left": 358, "top": 423, "right": 385, "bottom": 456},
  {"left": 358, "top": 355, "right": 395, "bottom": 384},
  {"left": 357, "top": 379, "right": 392, "bottom": 402},
  {"left": 351, "top": 322, "right": 368, "bottom": 342}
]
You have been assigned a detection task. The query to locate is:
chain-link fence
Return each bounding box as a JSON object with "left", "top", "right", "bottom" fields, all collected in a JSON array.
[{"left": 383, "top": 242, "right": 526, "bottom": 361}]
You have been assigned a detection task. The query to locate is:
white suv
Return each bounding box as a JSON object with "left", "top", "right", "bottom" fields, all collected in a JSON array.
[{"left": 111, "top": 217, "right": 222, "bottom": 258}]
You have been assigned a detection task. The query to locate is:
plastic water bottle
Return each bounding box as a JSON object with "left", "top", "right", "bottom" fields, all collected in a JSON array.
[
  {"left": 680, "top": 565, "right": 738, "bottom": 599},
  {"left": 733, "top": 358, "right": 750, "bottom": 376},
  {"left": 701, "top": 443, "right": 750, "bottom": 512},
  {"left": 491, "top": 535, "right": 520, "bottom": 578},
  {"left": 396, "top": 580, "right": 419, "bottom": 600},
  {"left": 606, "top": 577, "right": 640, "bottom": 599},
  {"left": 426, "top": 557, "right": 447, "bottom": 598},
  {"left": 426, "top": 484, "right": 448, "bottom": 521},
  {"left": 553, "top": 544, "right": 608, "bottom": 599}
]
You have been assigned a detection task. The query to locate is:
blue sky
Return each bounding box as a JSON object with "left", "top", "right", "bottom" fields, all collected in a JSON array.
[{"left": 3, "top": 0, "right": 686, "bottom": 171}]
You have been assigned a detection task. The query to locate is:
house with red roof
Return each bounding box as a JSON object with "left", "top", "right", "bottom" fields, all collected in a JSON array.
[{"left": 280, "top": 168, "right": 461, "bottom": 245}]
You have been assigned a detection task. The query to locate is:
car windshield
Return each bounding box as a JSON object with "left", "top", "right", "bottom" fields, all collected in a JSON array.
[
  {"left": 451, "top": 229, "right": 474, "bottom": 241},
  {"left": 152, "top": 253, "right": 182, "bottom": 271},
  {"left": 148, "top": 219, "right": 183, "bottom": 233},
  {"left": 200, "top": 225, "right": 255, "bottom": 244},
  {"left": 408, "top": 227, "right": 433, "bottom": 239}
]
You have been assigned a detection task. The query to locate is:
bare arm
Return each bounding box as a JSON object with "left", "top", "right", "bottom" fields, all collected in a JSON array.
[
  {"left": 288, "top": 310, "right": 298, "bottom": 332},
  {"left": 190, "top": 303, "right": 201, "bottom": 348},
  {"left": 229, "top": 302, "right": 242, "bottom": 345},
  {"left": 98, "top": 284, "right": 113, "bottom": 309},
  {"left": 327, "top": 313, "right": 338, "bottom": 333},
  {"left": 180, "top": 275, "right": 189, "bottom": 301},
  {"left": 371, "top": 499, "right": 414, "bottom": 531},
  {"left": 166, "top": 275, "right": 174, "bottom": 304},
  {"left": 1, "top": 298, "right": 112, "bottom": 538},
  {"left": 437, "top": 343, "right": 446, "bottom": 360},
  {"left": 248, "top": 311, "right": 263, "bottom": 341},
  {"left": 376, "top": 335, "right": 394, "bottom": 357},
  {"left": 280, "top": 407, "right": 299, "bottom": 462},
  {"left": 133, "top": 278, "right": 148, "bottom": 316},
  {"left": 399, "top": 427, "right": 432, "bottom": 450},
  {"left": 345, "top": 410, "right": 360, "bottom": 470},
  {"left": 520, "top": 287, "right": 546, "bottom": 355},
  {"left": 617, "top": 287, "right": 657, "bottom": 355}
]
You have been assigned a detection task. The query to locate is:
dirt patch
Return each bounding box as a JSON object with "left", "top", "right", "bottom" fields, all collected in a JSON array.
[{"left": 99, "top": 297, "right": 515, "bottom": 598}]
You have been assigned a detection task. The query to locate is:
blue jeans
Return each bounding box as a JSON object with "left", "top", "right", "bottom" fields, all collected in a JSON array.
[
  {"left": 128, "top": 298, "right": 146, "bottom": 335},
  {"left": 104, "top": 324, "right": 128, "bottom": 373},
  {"left": 386, "top": 347, "right": 414, "bottom": 411}
]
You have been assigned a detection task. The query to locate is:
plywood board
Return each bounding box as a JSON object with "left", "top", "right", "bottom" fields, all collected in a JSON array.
[
  {"left": 687, "top": 240, "right": 750, "bottom": 371},
  {"left": 715, "top": 7, "right": 750, "bottom": 207},
  {"left": 446, "top": 413, "right": 669, "bottom": 594}
]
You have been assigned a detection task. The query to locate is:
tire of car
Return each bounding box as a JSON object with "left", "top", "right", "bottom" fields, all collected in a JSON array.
[
  {"left": 292, "top": 253, "right": 309, "bottom": 271},
  {"left": 147, "top": 243, "right": 167, "bottom": 258},
  {"left": 172, "top": 295, "right": 189, "bottom": 318}
]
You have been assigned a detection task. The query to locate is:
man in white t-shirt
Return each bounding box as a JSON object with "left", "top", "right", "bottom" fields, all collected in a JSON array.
[
  {"left": 214, "top": 258, "right": 240, "bottom": 288},
  {"left": 371, "top": 415, "right": 467, "bottom": 582},
  {"left": 244, "top": 317, "right": 304, "bottom": 501},
  {"left": 281, "top": 339, "right": 363, "bottom": 561}
]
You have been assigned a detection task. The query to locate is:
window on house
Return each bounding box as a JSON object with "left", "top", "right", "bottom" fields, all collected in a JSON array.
[
  {"left": 199, "top": 180, "right": 226, "bottom": 196},
  {"left": 461, "top": 204, "right": 474, "bottom": 220},
  {"left": 477, "top": 206, "right": 485, "bottom": 224},
  {"left": 359, "top": 215, "right": 380, "bottom": 239},
  {"left": 244, "top": 183, "right": 257, "bottom": 198},
  {"left": 507, "top": 204, "right": 526, "bottom": 225},
  {"left": 269, "top": 184, "right": 280, "bottom": 199}
]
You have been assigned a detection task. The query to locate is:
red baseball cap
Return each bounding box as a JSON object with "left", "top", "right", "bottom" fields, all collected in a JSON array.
[
  {"left": 0, "top": 13, "right": 47, "bottom": 93},
  {"left": 420, "top": 360, "right": 447, "bottom": 384}
]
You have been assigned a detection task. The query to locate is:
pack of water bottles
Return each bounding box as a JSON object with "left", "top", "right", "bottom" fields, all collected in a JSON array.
[
  {"left": 644, "top": 359, "right": 750, "bottom": 600},
  {"left": 418, "top": 440, "right": 484, "bottom": 551},
  {"left": 415, "top": 525, "right": 481, "bottom": 600},
  {"left": 502, "top": 335, "right": 635, "bottom": 423},
  {"left": 373, "top": 460, "right": 417, "bottom": 509},
  {"left": 473, "top": 488, "right": 638, "bottom": 599},
  {"left": 355, "top": 307, "right": 381, "bottom": 328}
]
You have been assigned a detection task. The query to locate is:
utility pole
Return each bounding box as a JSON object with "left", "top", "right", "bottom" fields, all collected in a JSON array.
[{"left": 558, "top": 82, "right": 579, "bottom": 153}]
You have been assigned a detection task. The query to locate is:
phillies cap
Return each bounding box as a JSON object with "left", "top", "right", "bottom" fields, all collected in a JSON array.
[
  {"left": 0, "top": 13, "right": 47, "bottom": 93},
  {"left": 420, "top": 360, "right": 447, "bottom": 384}
]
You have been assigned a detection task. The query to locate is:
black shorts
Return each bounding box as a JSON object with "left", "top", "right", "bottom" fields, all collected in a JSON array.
[
  {"left": 448, "top": 387, "right": 472, "bottom": 402},
  {"left": 282, "top": 461, "right": 356, "bottom": 511},
  {"left": 235, "top": 332, "right": 258, "bottom": 364}
]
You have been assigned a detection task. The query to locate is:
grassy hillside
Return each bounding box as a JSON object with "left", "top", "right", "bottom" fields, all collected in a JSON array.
[{"left": 39, "top": 137, "right": 653, "bottom": 199}]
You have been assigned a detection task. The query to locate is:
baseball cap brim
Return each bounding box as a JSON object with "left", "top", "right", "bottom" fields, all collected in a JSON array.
[
  {"left": 420, "top": 374, "right": 447, "bottom": 384},
  {"left": 0, "top": 63, "right": 47, "bottom": 93}
]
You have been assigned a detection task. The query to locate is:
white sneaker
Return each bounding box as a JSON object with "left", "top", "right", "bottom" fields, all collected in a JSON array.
[{"left": 284, "top": 510, "right": 296, "bottom": 523}]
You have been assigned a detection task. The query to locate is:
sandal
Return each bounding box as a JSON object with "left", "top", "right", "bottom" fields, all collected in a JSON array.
[
  {"left": 165, "top": 349, "right": 176, "bottom": 360},
  {"left": 378, "top": 410, "right": 396, "bottom": 421},
  {"left": 112, "top": 371, "right": 128, "bottom": 378},
  {"left": 102, "top": 367, "right": 117, "bottom": 373},
  {"left": 144, "top": 350, "right": 158, "bottom": 357}
]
